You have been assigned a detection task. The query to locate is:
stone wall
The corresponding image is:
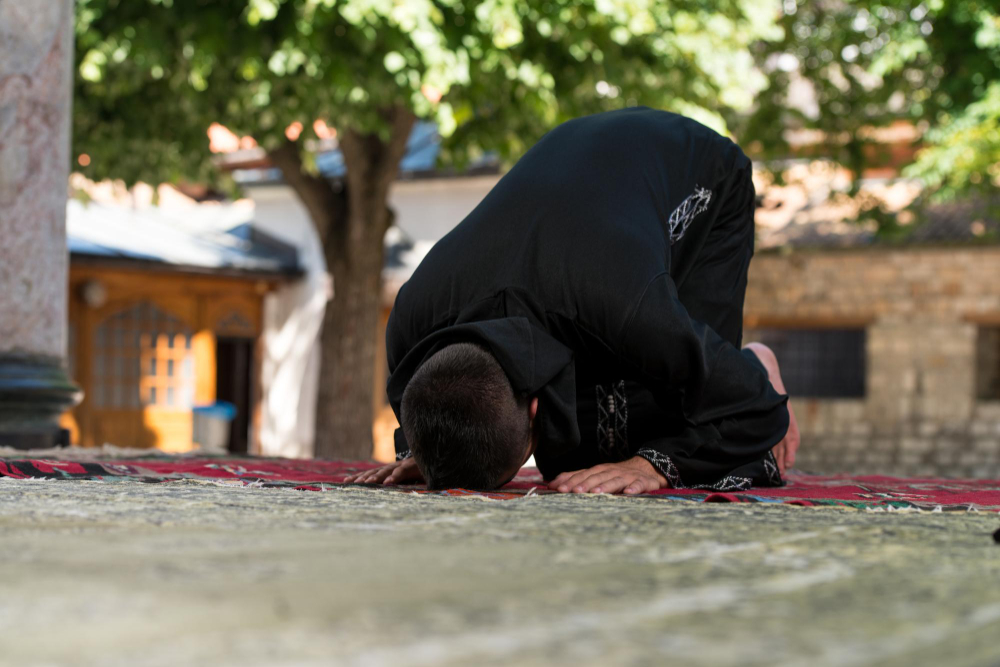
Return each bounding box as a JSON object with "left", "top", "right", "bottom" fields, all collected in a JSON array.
[{"left": 744, "top": 245, "right": 1000, "bottom": 477}]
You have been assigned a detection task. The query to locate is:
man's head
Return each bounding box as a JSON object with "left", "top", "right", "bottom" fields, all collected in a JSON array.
[{"left": 401, "top": 343, "right": 537, "bottom": 490}]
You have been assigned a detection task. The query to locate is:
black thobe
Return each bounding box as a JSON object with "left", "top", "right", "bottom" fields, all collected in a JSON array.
[{"left": 385, "top": 107, "right": 789, "bottom": 490}]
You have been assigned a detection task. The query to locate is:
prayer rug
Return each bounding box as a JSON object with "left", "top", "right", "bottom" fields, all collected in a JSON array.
[{"left": 2, "top": 454, "right": 999, "bottom": 511}]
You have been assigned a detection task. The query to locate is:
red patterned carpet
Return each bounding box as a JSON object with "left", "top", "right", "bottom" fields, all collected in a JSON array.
[{"left": 2, "top": 455, "right": 999, "bottom": 511}]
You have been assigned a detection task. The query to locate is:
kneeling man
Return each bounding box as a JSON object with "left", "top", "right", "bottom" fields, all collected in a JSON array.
[{"left": 347, "top": 107, "right": 800, "bottom": 494}]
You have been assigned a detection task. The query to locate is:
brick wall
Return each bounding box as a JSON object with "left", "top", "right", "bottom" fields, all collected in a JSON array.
[{"left": 744, "top": 245, "right": 1000, "bottom": 477}]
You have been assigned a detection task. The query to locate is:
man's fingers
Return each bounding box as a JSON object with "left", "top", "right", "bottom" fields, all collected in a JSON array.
[
  {"left": 346, "top": 468, "right": 381, "bottom": 483},
  {"left": 354, "top": 465, "right": 396, "bottom": 484},
  {"left": 571, "top": 470, "right": 621, "bottom": 493},
  {"left": 548, "top": 469, "right": 587, "bottom": 490},
  {"left": 554, "top": 466, "right": 614, "bottom": 489},
  {"left": 550, "top": 463, "right": 678, "bottom": 494},
  {"left": 550, "top": 471, "right": 572, "bottom": 483},
  {"left": 592, "top": 476, "right": 632, "bottom": 494},
  {"left": 344, "top": 461, "right": 423, "bottom": 486},
  {"left": 552, "top": 470, "right": 595, "bottom": 492},
  {"left": 555, "top": 472, "right": 597, "bottom": 493},
  {"left": 623, "top": 477, "right": 649, "bottom": 495},
  {"left": 348, "top": 471, "right": 372, "bottom": 483},
  {"left": 390, "top": 459, "right": 424, "bottom": 484}
]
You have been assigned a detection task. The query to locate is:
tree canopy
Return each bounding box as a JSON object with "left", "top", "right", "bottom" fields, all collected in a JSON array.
[
  {"left": 745, "top": 0, "right": 1000, "bottom": 201},
  {"left": 73, "top": 0, "right": 779, "bottom": 185},
  {"left": 74, "top": 0, "right": 1000, "bottom": 203}
]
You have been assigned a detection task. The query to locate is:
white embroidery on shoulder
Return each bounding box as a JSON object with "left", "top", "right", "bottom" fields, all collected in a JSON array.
[
  {"left": 668, "top": 185, "right": 713, "bottom": 244},
  {"left": 395, "top": 450, "right": 412, "bottom": 461}
]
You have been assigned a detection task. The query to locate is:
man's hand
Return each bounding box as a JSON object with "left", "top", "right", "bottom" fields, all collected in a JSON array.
[
  {"left": 548, "top": 456, "right": 668, "bottom": 495},
  {"left": 744, "top": 342, "right": 801, "bottom": 475},
  {"left": 343, "top": 457, "right": 424, "bottom": 485}
]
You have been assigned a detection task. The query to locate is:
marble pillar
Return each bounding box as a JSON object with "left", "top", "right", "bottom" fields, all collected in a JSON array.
[{"left": 0, "top": 0, "right": 81, "bottom": 448}]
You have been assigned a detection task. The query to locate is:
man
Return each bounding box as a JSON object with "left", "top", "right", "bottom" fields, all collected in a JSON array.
[{"left": 346, "top": 107, "right": 800, "bottom": 494}]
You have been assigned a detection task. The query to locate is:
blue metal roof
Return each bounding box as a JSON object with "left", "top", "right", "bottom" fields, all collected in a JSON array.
[
  {"left": 314, "top": 121, "right": 441, "bottom": 178},
  {"left": 67, "top": 200, "right": 300, "bottom": 276}
]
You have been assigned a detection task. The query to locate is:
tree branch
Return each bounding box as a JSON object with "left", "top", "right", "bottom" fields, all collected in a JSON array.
[
  {"left": 376, "top": 106, "right": 418, "bottom": 198},
  {"left": 338, "top": 106, "right": 417, "bottom": 239},
  {"left": 268, "top": 141, "right": 345, "bottom": 247}
]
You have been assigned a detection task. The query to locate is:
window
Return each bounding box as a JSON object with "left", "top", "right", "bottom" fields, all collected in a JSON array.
[
  {"left": 93, "top": 302, "right": 195, "bottom": 409},
  {"left": 977, "top": 327, "right": 1000, "bottom": 401},
  {"left": 748, "top": 328, "right": 867, "bottom": 398}
]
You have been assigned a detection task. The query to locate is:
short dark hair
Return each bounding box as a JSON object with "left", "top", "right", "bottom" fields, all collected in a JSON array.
[{"left": 401, "top": 343, "right": 531, "bottom": 490}]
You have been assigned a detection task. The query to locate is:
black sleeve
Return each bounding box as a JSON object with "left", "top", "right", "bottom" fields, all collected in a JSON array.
[
  {"left": 618, "top": 273, "right": 789, "bottom": 487},
  {"left": 620, "top": 272, "right": 786, "bottom": 422}
]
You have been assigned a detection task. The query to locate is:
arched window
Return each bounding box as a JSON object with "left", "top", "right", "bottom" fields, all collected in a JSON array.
[{"left": 93, "top": 302, "right": 195, "bottom": 409}]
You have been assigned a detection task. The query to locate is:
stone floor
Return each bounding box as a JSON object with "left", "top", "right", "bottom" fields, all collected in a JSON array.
[{"left": 2, "top": 478, "right": 1000, "bottom": 667}]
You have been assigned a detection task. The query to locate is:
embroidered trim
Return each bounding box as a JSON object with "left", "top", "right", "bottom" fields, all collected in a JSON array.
[
  {"left": 668, "top": 185, "right": 713, "bottom": 244},
  {"left": 700, "top": 475, "right": 753, "bottom": 492},
  {"left": 613, "top": 381, "right": 628, "bottom": 457},
  {"left": 636, "top": 448, "right": 682, "bottom": 488},
  {"left": 635, "top": 448, "right": 753, "bottom": 491},
  {"left": 596, "top": 381, "right": 629, "bottom": 461},
  {"left": 764, "top": 451, "right": 783, "bottom": 486},
  {"left": 395, "top": 450, "right": 412, "bottom": 461}
]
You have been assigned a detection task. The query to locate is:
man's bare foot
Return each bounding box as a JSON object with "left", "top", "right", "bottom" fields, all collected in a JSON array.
[{"left": 744, "top": 342, "right": 801, "bottom": 475}]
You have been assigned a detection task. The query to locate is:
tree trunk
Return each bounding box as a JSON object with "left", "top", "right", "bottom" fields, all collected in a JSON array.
[
  {"left": 269, "top": 107, "right": 415, "bottom": 461},
  {"left": 312, "top": 209, "right": 386, "bottom": 460}
]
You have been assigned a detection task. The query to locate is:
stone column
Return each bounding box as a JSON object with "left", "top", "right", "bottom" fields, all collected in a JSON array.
[{"left": 0, "top": 1, "right": 80, "bottom": 449}]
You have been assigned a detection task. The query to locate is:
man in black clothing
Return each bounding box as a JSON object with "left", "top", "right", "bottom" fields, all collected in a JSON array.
[{"left": 345, "top": 107, "right": 800, "bottom": 494}]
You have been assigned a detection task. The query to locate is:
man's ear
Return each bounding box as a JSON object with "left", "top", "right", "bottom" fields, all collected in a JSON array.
[{"left": 529, "top": 396, "right": 539, "bottom": 420}]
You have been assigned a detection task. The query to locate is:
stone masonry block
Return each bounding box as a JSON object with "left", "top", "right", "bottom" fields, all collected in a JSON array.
[{"left": 900, "top": 437, "right": 933, "bottom": 453}]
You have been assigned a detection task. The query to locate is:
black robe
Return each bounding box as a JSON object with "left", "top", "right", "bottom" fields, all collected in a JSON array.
[{"left": 385, "top": 107, "right": 789, "bottom": 490}]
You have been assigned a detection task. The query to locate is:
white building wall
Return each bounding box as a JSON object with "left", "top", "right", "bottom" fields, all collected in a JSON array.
[{"left": 245, "top": 184, "right": 328, "bottom": 459}]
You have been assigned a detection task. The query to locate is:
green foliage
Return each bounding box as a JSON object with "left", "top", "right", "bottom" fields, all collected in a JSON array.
[
  {"left": 906, "top": 80, "right": 1000, "bottom": 198},
  {"left": 73, "top": 0, "right": 780, "bottom": 186},
  {"left": 744, "top": 0, "right": 1000, "bottom": 202}
]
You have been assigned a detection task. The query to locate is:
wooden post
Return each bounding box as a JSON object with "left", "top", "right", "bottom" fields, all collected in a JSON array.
[
  {"left": 75, "top": 291, "right": 95, "bottom": 446},
  {"left": 193, "top": 331, "right": 217, "bottom": 405}
]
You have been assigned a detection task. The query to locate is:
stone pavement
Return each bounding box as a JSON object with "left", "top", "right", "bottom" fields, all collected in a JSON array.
[{"left": 2, "top": 478, "right": 999, "bottom": 667}]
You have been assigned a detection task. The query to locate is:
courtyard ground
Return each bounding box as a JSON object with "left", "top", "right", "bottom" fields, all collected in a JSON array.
[{"left": 2, "top": 478, "right": 1000, "bottom": 667}]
